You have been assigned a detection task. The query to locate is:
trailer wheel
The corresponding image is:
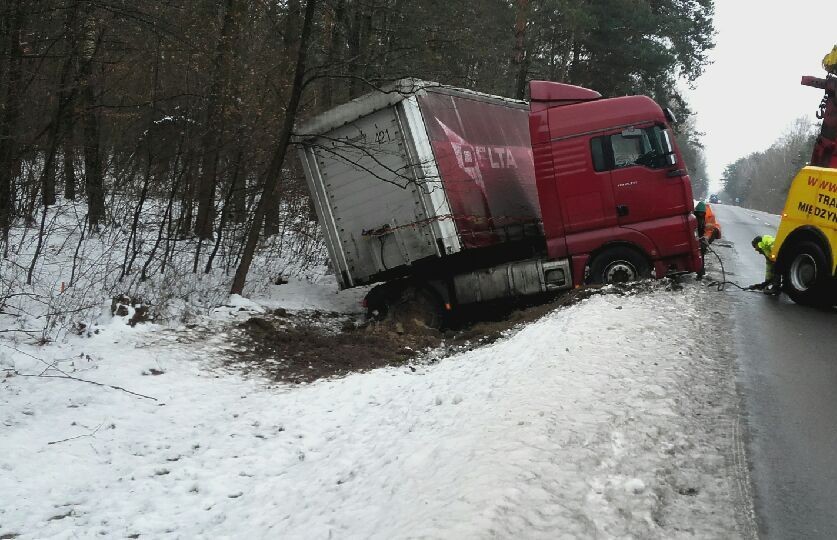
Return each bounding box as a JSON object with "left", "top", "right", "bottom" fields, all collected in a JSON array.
[
  {"left": 389, "top": 285, "right": 444, "bottom": 330},
  {"left": 782, "top": 241, "right": 832, "bottom": 306},
  {"left": 364, "top": 283, "right": 394, "bottom": 321},
  {"left": 589, "top": 246, "right": 650, "bottom": 285}
]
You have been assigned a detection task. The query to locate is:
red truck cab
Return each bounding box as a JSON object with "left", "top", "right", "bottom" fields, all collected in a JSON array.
[{"left": 528, "top": 81, "right": 702, "bottom": 285}]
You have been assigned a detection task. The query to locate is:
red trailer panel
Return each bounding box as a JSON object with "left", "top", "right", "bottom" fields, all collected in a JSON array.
[{"left": 416, "top": 92, "right": 541, "bottom": 248}]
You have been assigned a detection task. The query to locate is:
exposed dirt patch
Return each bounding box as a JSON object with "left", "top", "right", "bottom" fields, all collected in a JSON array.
[
  {"left": 226, "top": 280, "right": 672, "bottom": 384},
  {"left": 446, "top": 285, "right": 609, "bottom": 344},
  {"left": 228, "top": 316, "right": 439, "bottom": 384}
]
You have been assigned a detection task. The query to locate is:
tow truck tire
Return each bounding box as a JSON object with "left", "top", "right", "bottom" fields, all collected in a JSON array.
[
  {"left": 782, "top": 241, "right": 831, "bottom": 306},
  {"left": 588, "top": 246, "right": 651, "bottom": 285}
]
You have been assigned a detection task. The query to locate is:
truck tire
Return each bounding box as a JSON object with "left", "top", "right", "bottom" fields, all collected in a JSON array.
[
  {"left": 588, "top": 246, "right": 651, "bottom": 285},
  {"left": 782, "top": 241, "right": 832, "bottom": 306},
  {"left": 393, "top": 286, "right": 443, "bottom": 330}
]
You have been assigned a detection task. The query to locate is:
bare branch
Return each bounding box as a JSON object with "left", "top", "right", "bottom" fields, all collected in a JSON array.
[{"left": 47, "top": 422, "right": 105, "bottom": 445}]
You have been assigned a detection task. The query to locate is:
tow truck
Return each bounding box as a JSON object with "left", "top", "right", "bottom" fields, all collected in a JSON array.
[{"left": 771, "top": 46, "right": 837, "bottom": 306}]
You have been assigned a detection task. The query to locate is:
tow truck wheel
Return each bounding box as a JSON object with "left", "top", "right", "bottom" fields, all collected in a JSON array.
[
  {"left": 782, "top": 241, "right": 831, "bottom": 306},
  {"left": 589, "top": 246, "right": 651, "bottom": 285}
]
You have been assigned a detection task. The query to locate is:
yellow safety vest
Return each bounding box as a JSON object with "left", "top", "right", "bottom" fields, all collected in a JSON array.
[{"left": 758, "top": 235, "right": 776, "bottom": 280}]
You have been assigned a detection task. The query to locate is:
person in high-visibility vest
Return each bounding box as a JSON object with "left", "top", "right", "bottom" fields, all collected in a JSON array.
[
  {"left": 824, "top": 44, "right": 837, "bottom": 75},
  {"left": 701, "top": 203, "right": 721, "bottom": 242},
  {"left": 749, "top": 235, "right": 781, "bottom": 294},
  {"left": 694, "top": 202, "right": 721, "bottom": 243}
]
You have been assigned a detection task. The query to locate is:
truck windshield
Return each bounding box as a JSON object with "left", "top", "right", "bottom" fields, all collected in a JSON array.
[{"left": 611, "top": 126, "right": 666, "bottom": 169}]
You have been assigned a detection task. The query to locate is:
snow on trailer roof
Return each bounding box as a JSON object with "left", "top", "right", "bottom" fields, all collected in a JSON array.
[{"left": 295, "top": 78, "right": 527, "bottom": 137}]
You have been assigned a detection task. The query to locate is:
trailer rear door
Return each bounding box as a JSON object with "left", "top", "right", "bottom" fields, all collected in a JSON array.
[{"left": 303, "top": 106, "right": 439, "bottom": 286}]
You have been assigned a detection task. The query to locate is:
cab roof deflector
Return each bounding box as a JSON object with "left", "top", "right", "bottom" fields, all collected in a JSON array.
[{"left": 529, "top": 81, "right": 602, "bottom": 104}]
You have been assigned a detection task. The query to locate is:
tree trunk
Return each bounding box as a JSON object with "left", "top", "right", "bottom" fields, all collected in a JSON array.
[
  {"left": 347, "top": 2, "right": 371, "bottom": 98},
  {"left": 178, "top": 152, "right": 197, "bottom": 236},
  {"left": 284, "top": 0, "right": 300, "bottom": 48},
  {"left": 81, "top": 81, "right": 104, "bottom": 226},
  {"left": 22, "top": 158, "right": 37, "bottom": 225},
  {"left": 0, "top": 0, "right": 24, "bottom": 231},
  {"left": 42, "top": 2, "right": 79, "bottom": 209},
  {"left": 143, "top": 135, "right": 185, "bottom": 281},
  {"left": 63, "top": 138, "right": 75, "bottom": 200},
  {"left": 205, "top": 167, "right": 238, "bottom": 273},
  {"left": 194, "top": 127, "right": 219, "bottom": 238},
  {"left": 194, "top": 0, "right": 245, "bottom": 239},
  {"left": 230, "top": 149, "right": 246, "bottom": 223},
  {"left": 262, "top": 172, "right": 282, "bottom": 237},
  {"left": 122, "top": 38, "right": 160, "bottom": 280},
  {"left": 321, "top": 0, "right": 345, "bottom": 107},
  {"left": 512, "top": 0, "right": 530, "bottom": 100},
  {"left": 346, "top": 6, "right": 361, "bottom": 97},
  {"left": 42, "top": 150, "right": 56, "bottom": 206},
  {"left": 79, "top": 7, "right": 104, "bottom": 227},
  {"left": 58, "top": 3, "right": 79, "bottom": 202},
  {"left": 231, "top": 0, "right": 318, "bottom": 295}
]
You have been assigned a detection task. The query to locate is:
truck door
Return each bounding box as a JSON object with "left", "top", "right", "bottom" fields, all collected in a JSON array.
[
  {"left": 554, "top": 136, "right": 617, "bottom": 235},
  {"left": 606, "top": 125, "right": 689, "bottom": 225}
]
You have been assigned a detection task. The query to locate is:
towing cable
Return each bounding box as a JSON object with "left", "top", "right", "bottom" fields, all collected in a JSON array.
[{"left": 701, "top": 243, "right": 761, "bottom": 293}]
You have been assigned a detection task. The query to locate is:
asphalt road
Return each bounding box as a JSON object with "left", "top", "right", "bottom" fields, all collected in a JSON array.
[{"left": 711, "top": 203, "right": 837, "bottom": 539}]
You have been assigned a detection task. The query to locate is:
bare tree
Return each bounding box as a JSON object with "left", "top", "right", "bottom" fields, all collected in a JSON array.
[{"left": 231, "top": 0, "right": 318, "bottom": 295}]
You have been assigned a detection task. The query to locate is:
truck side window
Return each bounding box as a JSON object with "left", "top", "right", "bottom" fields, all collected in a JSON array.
[
  {"left": 611, "top": 135, "right": 644, "bottom": 168},
  {"left": 591, "top": 137, "right": 607, "bottom": 172},
  {"left": 611, "top": 126, "right": 667, "bottom": 169}
]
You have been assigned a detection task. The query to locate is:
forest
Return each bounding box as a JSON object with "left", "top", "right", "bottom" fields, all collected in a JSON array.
[
  {"left": 720, "top": 117, "right": 818, "bottom": 213},
  {"left": 0, "top": 0, "right": 715, "bottom": 329}
]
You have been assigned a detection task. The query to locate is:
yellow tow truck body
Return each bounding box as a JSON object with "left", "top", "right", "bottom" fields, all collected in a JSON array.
[
  {"left": 772, "top": 166, "right": 837, "bottom": 304},
  {"left": 774, "top": 166, "right": 837, "bottom": 271},
  {"left": 770, "top": 46, "right": 837, "bottom": 305}
]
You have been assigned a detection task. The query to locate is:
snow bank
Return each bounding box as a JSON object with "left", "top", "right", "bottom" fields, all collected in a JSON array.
[{"left": 0, "top": 283, "right": 753, "bottom": 539}]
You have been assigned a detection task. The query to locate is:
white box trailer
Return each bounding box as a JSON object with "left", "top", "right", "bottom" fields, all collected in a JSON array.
[{"left": 296, "top": 79, "right": 571, "bottom": 314}]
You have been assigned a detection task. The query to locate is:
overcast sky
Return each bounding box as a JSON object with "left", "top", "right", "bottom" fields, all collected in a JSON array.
[{"left": 685, "top": 0, "right": 834, "bottom": 193}]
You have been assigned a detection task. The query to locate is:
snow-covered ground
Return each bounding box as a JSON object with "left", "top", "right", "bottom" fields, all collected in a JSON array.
[
  {"left": 1, "top": 277, "right": 756, "bottom": 539},
  {"left": 0, "top": 198, "right": 329, "bottom": 342}
]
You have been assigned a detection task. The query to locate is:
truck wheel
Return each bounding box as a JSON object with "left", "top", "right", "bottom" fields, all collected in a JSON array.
[
  {"left": 364, "top": 283, "right": 393, "bottom": 320},
  {"left": 389, "top": 286, "right": 444, "bottom": 330},
  {"left": 782, "top": 241, "right": 831, "bottom": 306},
  {"left": 589, "top": 246, "right": 650, "bottom": 285}
]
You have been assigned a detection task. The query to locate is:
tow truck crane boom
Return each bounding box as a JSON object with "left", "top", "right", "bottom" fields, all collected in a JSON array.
[{"left": 801, "top": 45, "right": 837, "bottom": 168}]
